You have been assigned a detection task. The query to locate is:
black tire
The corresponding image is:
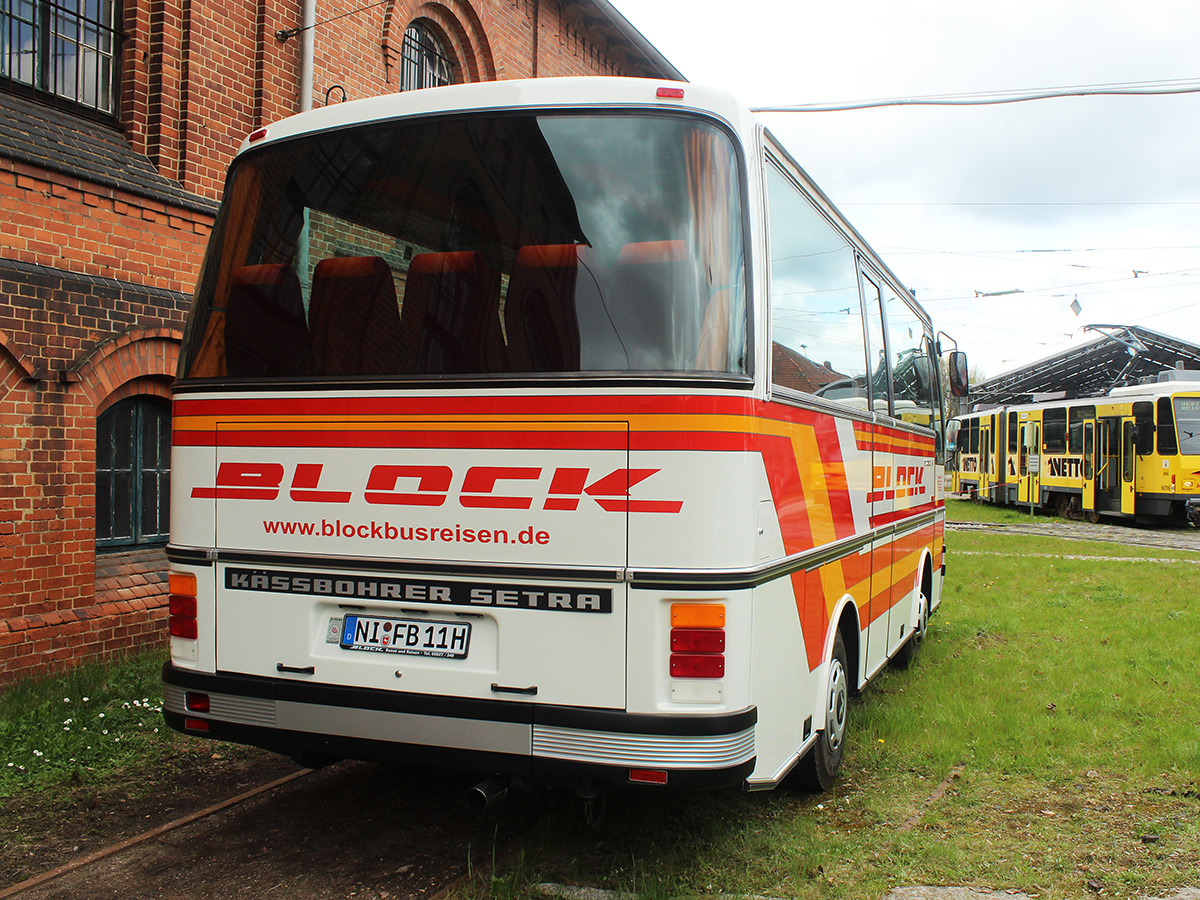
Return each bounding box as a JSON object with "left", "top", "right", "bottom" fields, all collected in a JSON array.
[
  {"left": 892, "top": 589, "right": 930, "bottom": 670},
  {"left": 790, "top": 631, "right": 849, "bottom": 792}
]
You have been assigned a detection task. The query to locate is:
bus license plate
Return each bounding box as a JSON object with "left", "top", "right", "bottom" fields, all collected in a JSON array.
[{"left": 339, "top": 615, "right": 471, "bottom": 659}]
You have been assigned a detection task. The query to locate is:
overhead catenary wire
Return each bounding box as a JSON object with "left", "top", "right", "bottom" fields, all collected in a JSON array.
[{"left": 751, "top": 77, "right": 1200, "bottom": 112}]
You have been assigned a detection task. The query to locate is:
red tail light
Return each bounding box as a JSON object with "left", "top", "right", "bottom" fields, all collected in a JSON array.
[
  {"left": 169, "top": 571, "right": 198, "bottom": 640},
  {"left": 669, "top": 603, "right": 725, "bottom": 679},
  {"left": 184, "top": 692, "right": 210, "bottom": 713}
]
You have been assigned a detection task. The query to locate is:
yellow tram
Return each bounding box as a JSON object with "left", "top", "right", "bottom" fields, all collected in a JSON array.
[{"left": 948, "top": 375, "right": 1200, "bottom": 524}]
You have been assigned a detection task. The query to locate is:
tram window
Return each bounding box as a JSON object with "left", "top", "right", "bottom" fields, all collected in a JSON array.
[
  {"left": 1042, "top": 407, "right": 1067, "bottom": 453},
  {"left": 1133, "top": 402, "right": 1154, "bottom": 455},
  {"left": 1174, "top": 397, "right": 1200, "bottom": 455},
  {"left": 1008, "top": 413, "right": 1018, "bottom": 453},
  {"left": 766, "top": 164, "right": 867, "bottom": 406},
  {"left": 1157, "top": 398, "right": 1178, "bottom": 455},
  {"left": 1122, "top": 421, "right": 1135, "bottom": 482},
  {"left": 1068, "top": 406, "right": 1092, "bottom": 455}
]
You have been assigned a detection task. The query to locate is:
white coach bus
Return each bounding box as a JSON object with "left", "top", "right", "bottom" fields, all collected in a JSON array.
[{"left": 162, "top": 77, "right": 967, "bottom": 800}]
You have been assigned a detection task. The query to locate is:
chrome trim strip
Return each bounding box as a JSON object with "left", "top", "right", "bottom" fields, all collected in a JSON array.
[{"left": 532, "top": 724, "right": 755, "bottom": 768}]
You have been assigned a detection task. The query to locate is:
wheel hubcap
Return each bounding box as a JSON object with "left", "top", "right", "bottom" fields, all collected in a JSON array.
[{"left": 825, "top": 657, "right": 847, "bottom": 752}]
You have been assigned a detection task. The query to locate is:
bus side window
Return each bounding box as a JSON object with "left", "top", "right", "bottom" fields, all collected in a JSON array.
[
  {"left": 861, "top": 274, "right": 888, "bottom": 414},
  {"left": 882, "top": 286, "right": 934, "bottom": 428},
  {"left": 764, "top": 162, "right": 867, "bottom": 406}
]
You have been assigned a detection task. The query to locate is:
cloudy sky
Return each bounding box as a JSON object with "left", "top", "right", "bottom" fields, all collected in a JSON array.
[{"left": 612, "top": 0, "right": 1200, "bottom": 379}]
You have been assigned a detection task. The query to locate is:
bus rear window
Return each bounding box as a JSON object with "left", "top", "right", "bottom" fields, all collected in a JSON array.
[{"left": 179, "top": 112, "right": 747, "bottom": 381}]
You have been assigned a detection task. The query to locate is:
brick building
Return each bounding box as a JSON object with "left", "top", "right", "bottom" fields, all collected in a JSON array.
[{"left": 0, "top": 0, "right": 681, "bottom": 685}]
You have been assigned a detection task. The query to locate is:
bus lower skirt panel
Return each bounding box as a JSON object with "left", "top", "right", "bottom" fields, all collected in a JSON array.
[{"left": 162, "top": 664, "right": 756, "bottom": 790}]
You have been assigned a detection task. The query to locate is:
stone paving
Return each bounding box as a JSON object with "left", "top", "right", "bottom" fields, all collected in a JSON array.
[{"left": 946, "top": 519, "right": 1200, "bottom": 553}]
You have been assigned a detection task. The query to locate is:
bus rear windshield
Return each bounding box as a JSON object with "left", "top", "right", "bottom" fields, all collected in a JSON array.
[{"left": 178, "top": 112, "right": 748, "bottom": 381}]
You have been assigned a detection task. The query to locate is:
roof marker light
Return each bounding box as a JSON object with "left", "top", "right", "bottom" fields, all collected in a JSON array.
[
  {"left": 248, "top": 127, "right": 269, "bottom": 143},
  {"left": 656, "top": 87, "right": 685, "bottom": 100}
]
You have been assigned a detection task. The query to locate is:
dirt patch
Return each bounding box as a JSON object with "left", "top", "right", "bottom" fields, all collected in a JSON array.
[
  {"left": 1, "top": 749, "right": 533, "bottom": 900},
  {"left": 0, "top": 745, "right": 300, "bottom": 888}
]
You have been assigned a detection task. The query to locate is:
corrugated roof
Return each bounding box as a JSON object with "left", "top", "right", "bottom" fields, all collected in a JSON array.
[{"left": 969, "top": 325, "right": 1200, "bottom": 407}]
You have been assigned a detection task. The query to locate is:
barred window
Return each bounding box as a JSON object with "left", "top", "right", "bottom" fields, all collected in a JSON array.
[
  {"left": 1, "top": 0, "right": 120, "bottom": 115},
  {"left": 97, "top": 396, "right": 170, "bottom": 549},
  {"left": 400, "top": 21, "right": 452, "bottom": 91}
]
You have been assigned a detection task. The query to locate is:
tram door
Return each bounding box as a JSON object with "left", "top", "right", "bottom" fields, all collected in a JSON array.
[
  {"left": 1018, "top": 421, "right": 1040, "bottom": 505},
  {"left": 1095, "top": 416, "right": 1124, "bottom": 512},
  {"left": 1120, "top": 417, "right": 1136, "bottom": 515},
  {"left": 1082, "top": 420, "right": 1097, "bottom": 515},
  {"left": 995, "top": 411, "right": 1008, "bottom": 498},
  {"left": 978, "top": 419, "right": 992, "bottom": 497}
]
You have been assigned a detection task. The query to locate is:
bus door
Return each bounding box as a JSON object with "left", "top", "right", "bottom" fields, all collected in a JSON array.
[{"left": 1018, "top": 422, "right": 1040, "bottom": 505}]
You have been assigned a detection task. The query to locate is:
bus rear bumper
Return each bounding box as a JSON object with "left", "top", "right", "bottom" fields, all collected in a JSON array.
[{"left": 162, "top": 662, "right": 756, "bottom": 790}]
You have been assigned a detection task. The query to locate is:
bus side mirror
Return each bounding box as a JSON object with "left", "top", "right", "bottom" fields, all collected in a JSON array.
[{"left": 948, "top": 351, "right": 969, "bottom": 398}]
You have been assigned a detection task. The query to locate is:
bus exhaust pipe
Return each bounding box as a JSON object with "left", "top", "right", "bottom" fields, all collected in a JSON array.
[{"left": 465, "top": 776, "right": 509, "bottom": 811}]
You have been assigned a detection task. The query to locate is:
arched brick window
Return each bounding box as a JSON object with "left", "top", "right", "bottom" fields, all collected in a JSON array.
[
  {"left": 400, "top": 21, "right": 453, "bottom": 91},
  {"left": 96, "top": 395, "right": 170, "bottom": 548}
]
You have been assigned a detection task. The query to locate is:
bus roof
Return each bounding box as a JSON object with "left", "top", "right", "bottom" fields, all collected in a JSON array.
[{"left": 236, "top": 77, "right": 756, "bottom": 156}]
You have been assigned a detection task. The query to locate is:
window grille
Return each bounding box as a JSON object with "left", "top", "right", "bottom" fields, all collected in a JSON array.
[
  {"left": 97, "top": 396, "right": 170, "bottom": 548},
  {"left": 1, "top": 0, "right": 120, "bottom": 115},
  {"left": 399, "top": 22, "right": 451, "bottom": 92}
]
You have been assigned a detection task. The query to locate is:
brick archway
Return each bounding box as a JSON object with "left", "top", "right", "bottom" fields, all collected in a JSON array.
[
  {"left": 383, "top": 0, "right": 497, "bottom": 86},
  {"left": 74, "top": 328, "right": 183, "bottom": 413}
]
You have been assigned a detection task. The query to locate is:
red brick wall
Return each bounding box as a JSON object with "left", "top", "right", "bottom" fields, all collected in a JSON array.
[{"left": 0, "top": 0, "right": 673, "bottom": 686}]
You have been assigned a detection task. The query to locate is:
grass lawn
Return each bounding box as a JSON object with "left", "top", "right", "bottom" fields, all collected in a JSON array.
[
  {"left": 470, "top": 526, "right": 1200, "bottom": 900},
  {"left": 2, "top": 523, "right": 1198, "bottom": 899}
]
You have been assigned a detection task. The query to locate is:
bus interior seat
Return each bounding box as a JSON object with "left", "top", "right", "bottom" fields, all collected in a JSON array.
[
  {"left": 400, "top": 250, "right": 503, "bottom": 373},
  {"left": 307, "top": 255, "right": 404, "bottom": 376},
  {"left": 225, "top": 263, "right": 310, "bottom": 377},
  {"left": 611, "top": 240, "right": 690, "bottom": 370},
  {"left": 504, "top": 243, "right": 584, "bottom": 372}
]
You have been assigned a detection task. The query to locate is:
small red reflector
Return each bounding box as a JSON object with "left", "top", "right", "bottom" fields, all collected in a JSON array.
[
  {"left": 670, "top": 654, "right": 725, "bottom": 678},
  {"left": 169, "top": 595, "right": 197, "bottom": 617},
  {"left": 248, "top": 127, "right": 269, "bottom": 142},
  {"left": 671, "top": 628, "right": 725, "bottom": 653},
  {"left": 656, "top": 87, "right": 685, "bottom": 100},
  {"left": 169, "top": 616, "right": 198, "bottom": 639},
  {"left": 629, "top": 768, "right": 669, "bottom": 785},
  {"left": 183, "top": 718, "right": 210, "bottom": 732},
  {"left": 184, "top": 692, "right": 210, "bottom": 713}
]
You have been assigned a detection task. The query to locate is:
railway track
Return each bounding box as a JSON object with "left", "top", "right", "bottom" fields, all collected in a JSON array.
[{"left": 1, "top": 760, "right": 529, "bottom": 900}]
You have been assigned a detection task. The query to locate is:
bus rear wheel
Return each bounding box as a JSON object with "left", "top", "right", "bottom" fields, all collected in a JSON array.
[{"left": 790, "top": 632, "right": 848, "bottom": 792}]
